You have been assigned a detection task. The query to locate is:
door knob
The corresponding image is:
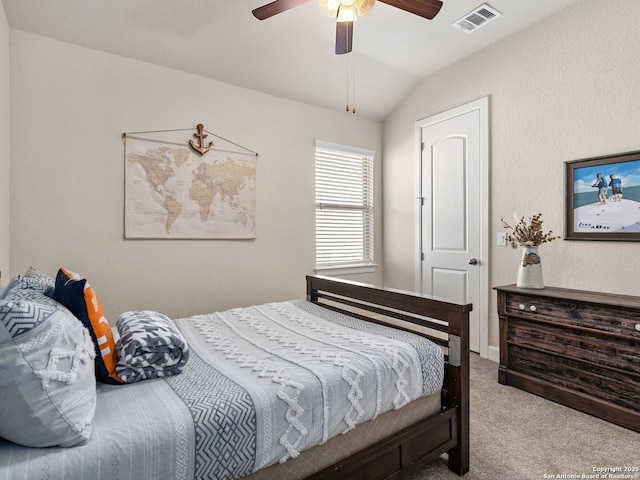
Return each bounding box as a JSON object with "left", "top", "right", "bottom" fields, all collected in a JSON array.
[{"left": 468, "top": 258, "right": 478, "bottom": 265}]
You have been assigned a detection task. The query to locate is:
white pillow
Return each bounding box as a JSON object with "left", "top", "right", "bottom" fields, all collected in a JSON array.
[{"left": 0, "top": 293, "right": 97, "bottom": 447}]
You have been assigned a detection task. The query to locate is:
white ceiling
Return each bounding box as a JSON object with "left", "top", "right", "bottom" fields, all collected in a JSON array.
[{"left": 2, "top": 0, "right": 582, "bottom": 121}]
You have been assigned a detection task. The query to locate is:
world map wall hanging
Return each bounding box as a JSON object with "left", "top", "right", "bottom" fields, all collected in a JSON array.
[{"left": 123, "top": 125, "right": 257, "bottom": 239}]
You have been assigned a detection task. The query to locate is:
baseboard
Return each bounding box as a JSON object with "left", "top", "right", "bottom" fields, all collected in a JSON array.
[{"left": 487, "top": 345, "right": 499, "bottom": 363}]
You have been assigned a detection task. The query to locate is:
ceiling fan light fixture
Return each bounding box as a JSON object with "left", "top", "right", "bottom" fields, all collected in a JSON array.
[
  {"left": 319, "top": 0, "right": 374, "bottom": 18},
  {"left": 319, "top": 0, "right": 340, "bottom": 17},
  {"left": 354, "top": 0, "right": 375, "bottom": 17},
  {"left": 336, "top": 5, "right": 357, "bottom": 22}
]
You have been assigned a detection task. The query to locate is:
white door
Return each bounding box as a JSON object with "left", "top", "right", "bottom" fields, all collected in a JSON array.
[{"left": 415, "top": 98, "right": 489, "bottom": 355}]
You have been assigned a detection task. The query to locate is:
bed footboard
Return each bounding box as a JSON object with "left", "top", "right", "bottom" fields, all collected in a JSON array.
[{"left": 306, "top": 275, "right": 471, "bottom": 478}]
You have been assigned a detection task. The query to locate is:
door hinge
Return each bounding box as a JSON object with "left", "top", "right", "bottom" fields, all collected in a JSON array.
[{"left": 421, "top": 252, "right": 424, "bottom": 261}]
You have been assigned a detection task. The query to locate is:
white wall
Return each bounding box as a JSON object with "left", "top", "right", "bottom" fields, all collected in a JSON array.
[
  {"left": 383, "top": 0, "right": 640, "bottom": 349},
  {"left": 9, "top": 31, "right": 382, "bottom": 320},
  {"left": 0, "top": 4, "right": 9, "bottom": 284}
]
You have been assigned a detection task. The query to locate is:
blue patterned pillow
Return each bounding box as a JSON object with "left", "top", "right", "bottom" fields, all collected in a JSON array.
[
  {"left": 25, "top": 267, "right": 56, "bottom": 296},
  {"left": 0, "top": 294, "right": 60, "bottom": 336},
  {"left": 0, "top": 267, "right": 55, "bottom": 300},
  {"left": 0, "top": 292, "right": 97, "bottom": 447}
]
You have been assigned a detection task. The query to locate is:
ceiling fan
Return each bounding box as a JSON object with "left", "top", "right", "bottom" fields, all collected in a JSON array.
[{"left": 252, "top": 0, "right": 444, "bottom": 55}]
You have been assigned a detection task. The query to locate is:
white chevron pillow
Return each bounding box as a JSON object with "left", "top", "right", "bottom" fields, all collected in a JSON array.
[{"left": 0, "top": 292, "right": 97, "bottom": 447}]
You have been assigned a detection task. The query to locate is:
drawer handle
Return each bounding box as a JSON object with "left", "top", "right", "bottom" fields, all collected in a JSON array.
[
  {"left": 518, "top": 304, "right": 537, "bottom": 312},
  {"left": 636, "top": 324, "right": 640, "bottom": 332},
  {"left": 623, "top": 354, "right": 640, "bottom": 363}
]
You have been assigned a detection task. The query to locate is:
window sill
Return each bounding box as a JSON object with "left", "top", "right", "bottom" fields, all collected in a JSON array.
[{"left": 314, "top": 264, "right": 378, "bottom": 276}]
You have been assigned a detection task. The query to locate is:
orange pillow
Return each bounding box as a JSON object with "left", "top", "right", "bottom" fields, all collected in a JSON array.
[{"left": 54, "top": 268, "right": 122, "bottom": 384}]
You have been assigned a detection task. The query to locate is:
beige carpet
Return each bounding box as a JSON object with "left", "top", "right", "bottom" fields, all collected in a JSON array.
[{"left": 409, "top": 354, "right": 640, "bottom": 480}]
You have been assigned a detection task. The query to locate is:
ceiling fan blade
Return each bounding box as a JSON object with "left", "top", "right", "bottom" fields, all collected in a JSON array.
[
  {"left": 379, "top": 0, "right": 443, "bottom": 20},
  {"left": 252, "top": 0, "right": 312, "bottom": 20},
  {"left": 335, "top": 20, "right": 354, "bottom": 55}
]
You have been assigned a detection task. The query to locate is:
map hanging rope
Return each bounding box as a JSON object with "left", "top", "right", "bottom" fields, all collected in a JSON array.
[{"left": 123, "top": 125, "right": 258, "bottom": 156}]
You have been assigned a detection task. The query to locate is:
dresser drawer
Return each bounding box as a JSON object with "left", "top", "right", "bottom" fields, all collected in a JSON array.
[
  {"left": 504, "top": 293, "right": 640, "bottom": 339},
  {"left": 507, "top": 317, "right": 640, "bottom": 376},
  {"left": 507, "top": 345, "right": 640, "bottom": 412}
]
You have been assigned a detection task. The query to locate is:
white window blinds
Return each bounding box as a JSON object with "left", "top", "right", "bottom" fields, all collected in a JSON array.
[{"left": 315, "top": 142, "right": 374, "bottom": 268}]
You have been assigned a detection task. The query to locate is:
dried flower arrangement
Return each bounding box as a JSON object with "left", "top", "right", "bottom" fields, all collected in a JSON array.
[{"left": 500, "top": 213, "right": 561, "bottom": 249}]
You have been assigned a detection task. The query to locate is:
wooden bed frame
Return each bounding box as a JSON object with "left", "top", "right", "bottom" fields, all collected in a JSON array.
[
  {"left": 0, "top": 274, "right": 470, "bottom": 480},
  {"left": 304, "top": 275, "right": 471, "bottom": 479}
]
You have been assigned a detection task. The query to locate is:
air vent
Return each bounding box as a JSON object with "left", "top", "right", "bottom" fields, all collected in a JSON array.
[{"left": 453, "top": 3, "right": 501, "bottom": 33}]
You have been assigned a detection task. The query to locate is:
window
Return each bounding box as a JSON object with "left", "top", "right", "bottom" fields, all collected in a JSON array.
[{"left": 315, "top": 141, "right": 375, "bottom": 273}]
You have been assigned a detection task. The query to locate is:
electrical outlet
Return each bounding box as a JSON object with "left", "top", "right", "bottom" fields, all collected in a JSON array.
[{"left": 497, "top": 232, "right": 507, "bottom": 246}]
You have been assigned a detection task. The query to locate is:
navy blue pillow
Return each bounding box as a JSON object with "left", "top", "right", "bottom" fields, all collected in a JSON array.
[{"left": 54, "top": 268, "right": 122, "bottom": 385}]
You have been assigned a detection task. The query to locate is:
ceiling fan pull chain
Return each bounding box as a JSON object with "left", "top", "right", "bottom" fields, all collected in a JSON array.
[
  {"left": 352, "top": 53, "right": 356, "bottom": 114},
  {"left": 345, "top": 52, "right": 356, "bottom": 114},
  {"left": 346, "top": 52, "right": 350, "bottom": 112}
]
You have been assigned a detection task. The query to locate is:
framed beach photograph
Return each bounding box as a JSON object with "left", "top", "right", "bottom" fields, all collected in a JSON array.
[{"left": 565, "top": 150, "right": 640, "bottom": 241}]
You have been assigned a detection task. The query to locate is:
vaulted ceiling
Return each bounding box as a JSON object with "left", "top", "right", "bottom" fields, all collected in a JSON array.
[{"left": 2, "top": 0, "right": 581, "bottom": 121}]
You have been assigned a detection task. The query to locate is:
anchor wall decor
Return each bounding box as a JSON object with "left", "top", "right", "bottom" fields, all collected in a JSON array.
[{"left": 189, "top": 124, "right": 213, "bottom": 155}]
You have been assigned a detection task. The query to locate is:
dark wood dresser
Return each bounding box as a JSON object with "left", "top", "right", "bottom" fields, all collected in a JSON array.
[{"left": 495, "top": 284, "right": 640, "bottom": 432}]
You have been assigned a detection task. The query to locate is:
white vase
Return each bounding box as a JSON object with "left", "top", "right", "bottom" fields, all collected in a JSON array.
[{"left": 517, "top": 245, "right": 544, "bottom": 289}]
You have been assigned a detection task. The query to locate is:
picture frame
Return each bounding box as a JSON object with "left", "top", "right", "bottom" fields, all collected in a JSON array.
[{"left": 565, "top": 150, "right": 640, "bottom": 241}]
